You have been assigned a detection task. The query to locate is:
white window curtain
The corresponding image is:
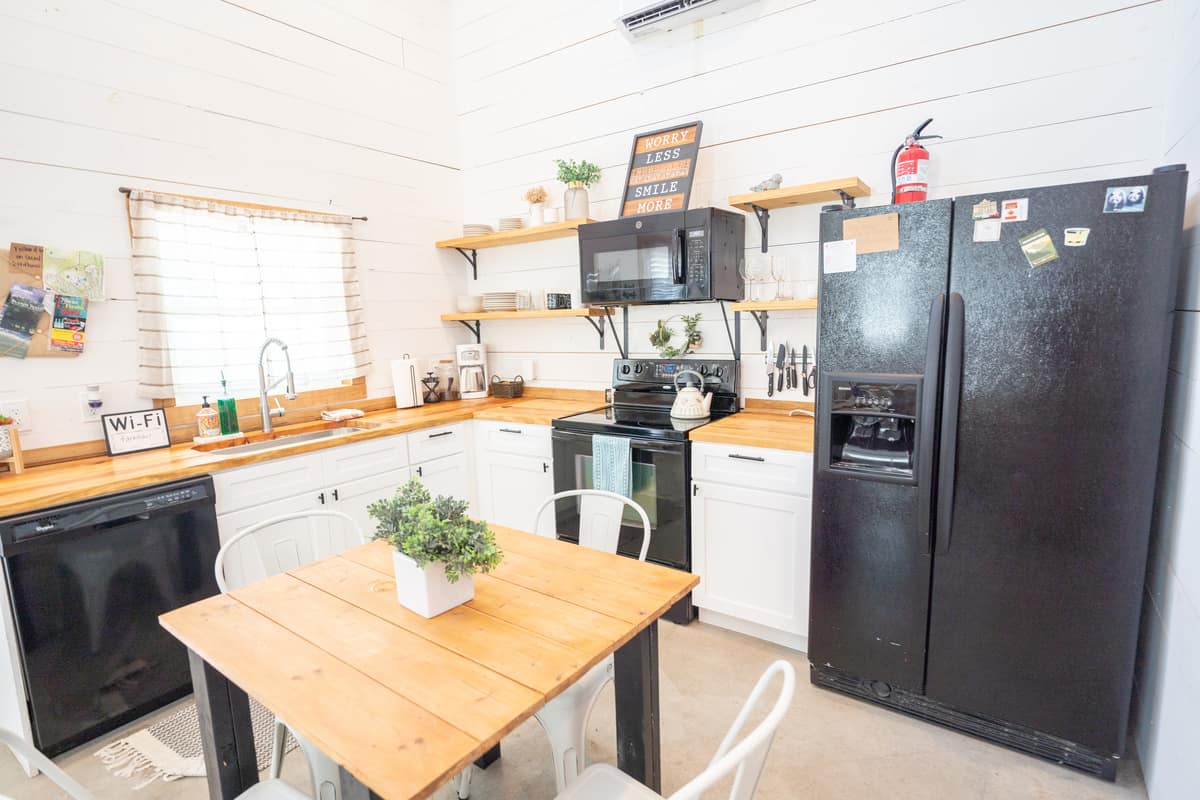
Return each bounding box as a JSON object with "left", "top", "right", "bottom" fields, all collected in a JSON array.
[{"left": 128, "top": 190, "right": 370, "bottom": 402}]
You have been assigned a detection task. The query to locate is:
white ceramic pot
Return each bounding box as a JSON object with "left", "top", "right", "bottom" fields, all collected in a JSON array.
[
  {"left": 392, "top": 550, "right": 474, "bottom": 618},
  {"left": 528, "top": 202, "right": 545, "bottom": 227},
  {"left": 564, "top": 183, "right": 589, "bottom": 219}
]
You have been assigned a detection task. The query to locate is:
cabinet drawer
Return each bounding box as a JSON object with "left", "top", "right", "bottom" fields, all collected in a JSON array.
[
  {"left": 213, "top": 453, "right": 324, "bottom": 514},
  {"left": 319, "top": 434, "right": 408, "bottom": 484},
  {"left": 691, "top": 442, "right": 812, "bottom": 496},
  {"left": 407, "top": 423, "right": 465, "bottom": 464},
  {"left": 476, "top": 420, "right": 552, "bottom": 458}
]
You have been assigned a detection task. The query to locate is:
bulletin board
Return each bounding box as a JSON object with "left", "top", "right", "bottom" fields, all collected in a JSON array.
[{"left": 0, "top": 244, "right": 101, "bottom": 359}]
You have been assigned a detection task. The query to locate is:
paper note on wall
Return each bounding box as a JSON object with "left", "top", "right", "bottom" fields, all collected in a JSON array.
[
  {"left": 842, "top": 213, "right": 899, "bottom": 254},
  {"left": 823, "top": 239, "right": 857, "bottom": 274},
  {"left": 42, "top": 248, "right": 104, "bottom": 300}
]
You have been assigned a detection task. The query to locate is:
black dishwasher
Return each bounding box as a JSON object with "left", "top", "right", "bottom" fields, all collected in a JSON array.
[{"left": 0, "top": 476, "right": 220, "bottom": 756}]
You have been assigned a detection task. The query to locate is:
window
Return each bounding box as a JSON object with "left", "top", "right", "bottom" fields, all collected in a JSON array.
[{"left": 127, "top": 191, "right": 370, "bottom": 404}]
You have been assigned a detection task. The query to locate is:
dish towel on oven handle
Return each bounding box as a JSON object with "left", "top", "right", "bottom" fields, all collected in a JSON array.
[{"left": 592, "top": 434, "right": 632, "bottom": 497}]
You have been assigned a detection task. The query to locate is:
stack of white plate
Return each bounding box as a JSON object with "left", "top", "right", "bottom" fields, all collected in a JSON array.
[
  {"left": 498, "top": 216, "right": 524, "bottom": 231},
  {"left": 462, "top": 223, "right": 494, "bottom": 237},
  {"left": 483, "top": 292, "right": 519, "bottom": 312}
]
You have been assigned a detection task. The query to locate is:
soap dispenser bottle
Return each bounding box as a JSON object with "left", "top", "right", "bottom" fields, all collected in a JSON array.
[
  {"left": 217, "top": 372, "right": 239, "bottom": 435},
  {"left": 197, "top": 396, "right": 221, "bottom": 438}
]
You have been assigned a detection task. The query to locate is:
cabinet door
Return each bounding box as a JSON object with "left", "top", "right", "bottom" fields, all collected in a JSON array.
[
  {"left": 414, "top": 452, "right": 473, "bottom": 512},
  {"left": 476, "top": 452, "right": 554, "bottom": 534},
  {"left": 216, "top": 492, "right": 327, "bottom": 588},
  {"left": 212, "top": 452, "right": 324, "bottom": 514},
  {"left": 332, "top": 468, "right": 411, "bottom": 542},
  {"left": 691, "top": 481, "right": 811, "bottom": 635},
  {"left": 319, "top": 434, "right": 408, "bottom": 484}
]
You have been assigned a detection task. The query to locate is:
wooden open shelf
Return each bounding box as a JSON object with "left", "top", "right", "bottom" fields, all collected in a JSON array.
[
  {"left": 435, "top": 219, "right": 595, "bottom": 251},
  {"left": 728, "top": 299, "right": 817, "bottom": 312},
  {"left": 728, "top": 178, "right": 871, "bottom": 212},
  {"left": 440, "top": 308, "right": 604, "bottom": 321}
]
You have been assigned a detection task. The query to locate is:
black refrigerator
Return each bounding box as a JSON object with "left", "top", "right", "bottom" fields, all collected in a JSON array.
[{"left": 808, "top": 169, "right": 1188, "bottom": 780}]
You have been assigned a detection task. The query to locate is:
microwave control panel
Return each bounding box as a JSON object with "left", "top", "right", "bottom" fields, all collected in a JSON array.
[{"left": 686, "top": 227, "right": 708, "bottom": 286}]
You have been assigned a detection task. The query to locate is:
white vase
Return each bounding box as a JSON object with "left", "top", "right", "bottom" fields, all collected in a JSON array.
[
  {"left": 392, "top": 550, "right": 475, "bottom": 618},
  {"left": 528, "top": 202, "right": 545, "bottom": 227},
  {"left": 564, "top": 183, "right": 589, "bottom": 219}
]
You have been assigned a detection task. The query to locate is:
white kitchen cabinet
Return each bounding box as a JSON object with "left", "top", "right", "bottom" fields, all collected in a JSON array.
[
  {"left": 413, "top": 452, "right": 471, "bottom": 507},
  {"left": 475, "top": 424, "right": 554, "bottom": 533},
  {"left": 331, "top": 467, "right": 410, "bottom": 541},
  {"left": 214, "top": 491, "right": 327, "bottom": 585},
  {"left": 690, "top": 442, "right": 813, "bottom": 650}
]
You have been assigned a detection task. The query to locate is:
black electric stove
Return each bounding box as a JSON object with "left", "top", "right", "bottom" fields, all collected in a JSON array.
[{"left": 551, "top": 358, "right": 740, "bottom": 624}]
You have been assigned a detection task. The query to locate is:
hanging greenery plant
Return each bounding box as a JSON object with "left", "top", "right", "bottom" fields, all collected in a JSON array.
[{"left": 649, "top": 313, "right": 703, "bottom": 358}]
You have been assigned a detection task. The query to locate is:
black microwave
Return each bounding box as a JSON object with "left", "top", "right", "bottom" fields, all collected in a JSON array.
[{"left": 578, "top": 207, "right": 745, "bottom": 305}]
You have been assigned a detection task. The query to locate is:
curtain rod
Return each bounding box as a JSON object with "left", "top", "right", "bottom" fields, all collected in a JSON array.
[{"left": 118, "top": 187, "right": 367, "bottom": 221}]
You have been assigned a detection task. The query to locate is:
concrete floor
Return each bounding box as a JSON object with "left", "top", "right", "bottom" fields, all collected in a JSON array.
[{"left": 0, "top": 620, "right": 1148, "bottom": 799}]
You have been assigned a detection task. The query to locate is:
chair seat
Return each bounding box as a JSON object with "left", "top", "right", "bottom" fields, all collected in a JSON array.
[
  {"left": 554, "top": 764, "right": 663, "bottom": 800},
  {"left": 237, "top": 779, "right": 312, "bottom": 800}
]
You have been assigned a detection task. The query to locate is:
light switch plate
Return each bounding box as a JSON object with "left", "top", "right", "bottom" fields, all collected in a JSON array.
[{"left": 0, "top": 399, "right": 31, "bottom": 432}]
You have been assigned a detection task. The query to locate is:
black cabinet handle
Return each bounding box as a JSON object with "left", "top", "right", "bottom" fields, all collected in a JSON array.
[
  {"left": 499, "top": 427, "right": 522, "bottom": 434},
  {"left": 318, "top": 492, "right": 325, "bottom": 504},
  {"left": 693, "top": 483, "right": 699, "bottom": 496},
  {"left": 416, "top": 466, "right": 423, "bottom": 477},
  {"left": 728, "top": 453, "right": 765, "bottom": 462},
  {"left": 543, "top": 462, "right": 549, "bottom": 473},
  {"left": 331, "top": 489, "right": 339, "bottom": 501},
  {"left": 428, "top": 430, "right": 454, "bottom": 438}
]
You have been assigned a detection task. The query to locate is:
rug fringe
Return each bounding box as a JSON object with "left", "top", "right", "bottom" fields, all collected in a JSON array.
[{"left": 94, "top": 740, "right": 173, "bottom": 790}]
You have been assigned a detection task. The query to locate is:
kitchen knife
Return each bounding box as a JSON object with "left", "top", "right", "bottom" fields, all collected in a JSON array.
[
  {"left": 766, "top": 340, "right": 775, "bottom": 397},
  {"left": 789, "top": 347, "right": 798, "bottom": 390},
  {"left": 776, "top": 343, "right": 786, "bottom": 392},
  {"left": 785, "top": 345, "right": 792, "bottom": 390},
  {"left": 800, "top": 345, "right": 811, "bottom": 397}
]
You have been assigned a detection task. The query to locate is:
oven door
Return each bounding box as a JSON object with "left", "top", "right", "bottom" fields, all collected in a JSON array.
[
  {"left": 551, "top": 429, "right": 690, "bottom": 570},
  {"left": 579, "top": 214, "right": 688, "bottom": 305}
]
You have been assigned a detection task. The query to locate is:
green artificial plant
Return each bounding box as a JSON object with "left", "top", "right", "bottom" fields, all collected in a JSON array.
[
  {"left": 555, "top": 158, "right": 603, "bottom": 187},
  {"left": 649, "top": 313, "right": 703, "bottom": 358},
  {"left": 368, "top": 479, "right": 502, "bottom": 583}
]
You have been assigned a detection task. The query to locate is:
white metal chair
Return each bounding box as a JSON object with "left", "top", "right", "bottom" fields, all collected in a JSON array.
[
  {"left": 0, "top": 726, "right": 310, "bottom": 799},
  {"left": 456, "top": 489, "right": 652, "bottom": 799},
  {"left": 553, "top": 660, "right": 796, "bottom": 800},
  {"left": 215, "top": 509, "right": 367, "bottom": 800}
]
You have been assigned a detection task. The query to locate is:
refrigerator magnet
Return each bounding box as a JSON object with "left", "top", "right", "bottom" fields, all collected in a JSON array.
[
  {"left": 1018, "top": 228, "right": 1059, "bottom": 268},
  {"left": 1103, "top": 186, "right": 1147, "bottom": 213},
  {"left": 823, "top": 239, "right": 857, "bottom": 274},
  {"left": 1064, "top": 227, "right": 1091, "bottom": 247},
  {"left": 972, "top": 199, "right": 1000, "bottom": 220},
  {"left": 973, "top": 219, "right": 1002, "bottom": 242},
  {"left": 1000, "top": 198, "right": 1028, "bottom": 222}
]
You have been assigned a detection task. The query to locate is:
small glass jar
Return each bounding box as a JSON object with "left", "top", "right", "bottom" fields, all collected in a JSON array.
[{"left": 436, "top": 359, "right": 458, "bottom": 401}]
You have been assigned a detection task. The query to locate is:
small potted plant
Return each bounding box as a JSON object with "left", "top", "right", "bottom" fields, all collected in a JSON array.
[
  {"left": 649, "top": 313, "right": 703, "bottom": 358},
  {"left": 555, "top": 158, "right": 602, "bottom": 219},
  {"left": 524, "top": 185, "right": 548, "bottom": 227},
  {"left": 368, "top": 479, "right": 502, "bottom": 617}
]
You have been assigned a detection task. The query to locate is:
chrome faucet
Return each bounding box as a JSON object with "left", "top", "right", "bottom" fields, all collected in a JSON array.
[{"left": 257, "top": 337, "right": 297, "bottom": 433}]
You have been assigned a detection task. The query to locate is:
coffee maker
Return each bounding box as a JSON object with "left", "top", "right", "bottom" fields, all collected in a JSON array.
[{"left": 456, "top": 343, "right": 488, "bottom": 399}]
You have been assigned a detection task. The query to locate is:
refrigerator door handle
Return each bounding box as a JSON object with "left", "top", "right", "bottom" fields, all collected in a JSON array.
[
  {"left": 916, "top": 292, "right": 946, "bottom": 554},
  {"left": 935, "top": 291, "right": 965, "bottom": 554}
]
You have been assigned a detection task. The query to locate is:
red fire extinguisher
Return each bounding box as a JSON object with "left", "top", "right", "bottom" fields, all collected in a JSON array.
[{"left": 891, "top": 118, "right": 941, "bottom": 204}]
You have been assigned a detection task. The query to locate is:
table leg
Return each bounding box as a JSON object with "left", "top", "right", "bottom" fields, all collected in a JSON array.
[
  {"left": 474, "top": 743, "right": 501, "bottom": 769},
  {"left": 339, "top": 766, "right": 384, "bottom": 799},
  {"left": 613, "top": 620, "right": 661, "bottom": 792},
  {"left": 189, "top": 649, "right": 257, "bottom": 800}
]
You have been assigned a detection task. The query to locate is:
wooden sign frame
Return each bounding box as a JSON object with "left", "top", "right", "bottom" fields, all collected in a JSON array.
[
  {"left": 619, "top": 121, "right": 703, "bottom": 218},
  {"left": 101, "top": 408, "right": 172, "bottom": 457}
]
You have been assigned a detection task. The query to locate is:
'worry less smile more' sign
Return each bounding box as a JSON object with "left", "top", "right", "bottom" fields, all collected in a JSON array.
[{"left": 620, "top": 121, "right": 702, "bottom": 218}]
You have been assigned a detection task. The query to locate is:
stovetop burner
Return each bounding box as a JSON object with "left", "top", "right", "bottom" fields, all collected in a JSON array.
[{"left": 554, "top": 405, "right": 736, "bottom": 441}]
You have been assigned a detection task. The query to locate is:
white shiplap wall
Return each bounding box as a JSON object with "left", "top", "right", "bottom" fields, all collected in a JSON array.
[
  {"left": 1134, "top": 1, "right": 1200, "bottom": 798},
  {"left": 451, "top": 0, "right": 1173, "bottom": 397},
  {"left": 0, "top": 0, "right": 467, "bottom": 450}
]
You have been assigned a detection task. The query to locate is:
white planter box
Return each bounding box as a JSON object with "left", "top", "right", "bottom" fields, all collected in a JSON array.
[{"left": 392, "top": 550, "right": 474, "bottom": 618}]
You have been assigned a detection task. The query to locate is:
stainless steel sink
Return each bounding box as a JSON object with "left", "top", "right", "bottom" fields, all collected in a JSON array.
[{"left": 208, "top": 427, "right": 369, "bottom": 456}]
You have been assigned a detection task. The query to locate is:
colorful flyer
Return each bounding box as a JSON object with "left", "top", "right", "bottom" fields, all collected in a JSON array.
[
  {"left": 50, "top": 295, "right": 87, "bottom": 352},
  {"left": 1018, "top": 228, "right": 1059, "bottom": 268},
  {"left": 0, "top": 283, "right": 46, "bottom": 336},
  {"left": 1001, "top": 198, "right": 1029, "bottom": 222},
  {"left": 42, "top": 247, "right": 105, "bottom": 300}
]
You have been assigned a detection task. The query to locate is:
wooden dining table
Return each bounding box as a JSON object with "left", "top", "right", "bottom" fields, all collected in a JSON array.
[{"left": 160, "top": 524, "right": 698, "bottom": 800}]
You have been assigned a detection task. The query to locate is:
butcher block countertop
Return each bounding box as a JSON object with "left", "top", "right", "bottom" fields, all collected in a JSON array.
[
  {"left": 689, "top": 401, "right": 815, "bottom": 453},
  {"left": 0, "top": 396, "right": 603, "bottom": 518}
]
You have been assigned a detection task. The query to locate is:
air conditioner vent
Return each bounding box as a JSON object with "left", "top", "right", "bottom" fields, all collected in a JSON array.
[{"left": 616, "top": 0, "right": 756, "bottom": 40}]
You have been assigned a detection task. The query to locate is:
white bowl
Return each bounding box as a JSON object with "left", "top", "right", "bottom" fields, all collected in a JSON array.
[{"left": 456, "top": 295, "right": 484, "bottom": 313}]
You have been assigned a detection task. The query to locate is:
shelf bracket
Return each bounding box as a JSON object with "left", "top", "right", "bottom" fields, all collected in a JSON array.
[
  {"left": 603, "top": 306, "right": 629, "bottom": 359},
  {"left": 454, "top": 248, "right": 479, "bottom": 280},
  {"left": 457, "top": 319, "right": 481, "bottom": 343},
  {"left": 719, "top": 301, "right": 739, "bottom": 362},
  {"left": 835, "top": 190, "right": 857, "bottom": 209},
  {"left": 749, "top": 204, "right": 770, "bottom": 253},
  {"left": 747, "top": 310, "right": 769, "bottom": 350},
  {"left": 584, "top": 314, "right": 607, "bottom": 350}
]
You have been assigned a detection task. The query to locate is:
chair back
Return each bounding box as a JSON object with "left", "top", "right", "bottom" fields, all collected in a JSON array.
[
  {"left": 0, "top": 728, "right": 96, "bottom": 800},
  {"left": 215, "top": 509, "right": 365, "bottom": 592},
  {"left": 533, "top": 489, "right": 651, "bottom": 561},
  {"left": 668, "top": 660, "right": 796, "bottom": 800}
]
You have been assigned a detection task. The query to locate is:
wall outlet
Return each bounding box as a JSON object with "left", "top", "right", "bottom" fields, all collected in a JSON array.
[
  {"left": 80, "top": 393, "right": 103, "bottom": 423},
  {"left": 0, "top": 400, "right": 31, "bottom": 432}
]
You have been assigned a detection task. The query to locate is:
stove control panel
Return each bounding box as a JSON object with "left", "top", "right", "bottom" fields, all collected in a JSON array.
[{"left": 613, "top": 358, "right": 739, "bottom": 393}]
